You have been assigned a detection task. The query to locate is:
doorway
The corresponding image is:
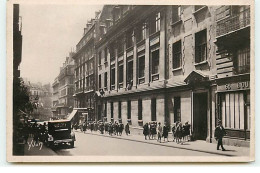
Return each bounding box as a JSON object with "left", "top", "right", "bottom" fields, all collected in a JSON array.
[{"left": 193, "top": 92, "right": 208, "bottom": 140}]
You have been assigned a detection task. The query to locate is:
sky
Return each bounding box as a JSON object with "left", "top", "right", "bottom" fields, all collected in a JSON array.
[{"left": 20, "top": 4, "right": 103, "bottom": 85}]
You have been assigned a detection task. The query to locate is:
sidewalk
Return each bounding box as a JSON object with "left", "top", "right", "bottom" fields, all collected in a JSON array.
[{"left": 77, "top": 130, "right": 250, "bottom": 157}]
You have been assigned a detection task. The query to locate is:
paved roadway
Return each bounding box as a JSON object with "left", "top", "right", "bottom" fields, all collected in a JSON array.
[{"left": 51, "top": 131, "right": 217, "bottom": 156}]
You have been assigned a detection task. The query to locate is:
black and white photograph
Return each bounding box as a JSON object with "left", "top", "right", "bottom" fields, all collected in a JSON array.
[{"left": 6, "top": 0, "right": 255, "bottom": 162}]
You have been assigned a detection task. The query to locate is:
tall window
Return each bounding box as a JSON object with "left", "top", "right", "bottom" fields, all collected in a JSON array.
[
  {"left": 104, "top": 72, "right": 107, "bottom": 89},
  {"left": 99, "top": 74, "right": 102, "bottom": 89},
  {"left": 172, "top": 6, "right": 181, "bottom": 23},
  {"left": 98, "top": 51, "right": 102, "bottom": 65},
  {"left": 151, "top": 49, "right": 159, "bottom": 81},
  {"left": 104, "top": 102, "right": 107, "bottom": 118},
  {"left": 127, "top": 60, "right": 133, "bottom": 82},
  {"left": 220, "top": 91, "right": 250, "bottom": 130},
  {"left": 172, "top": 40, "right": 182, "bottom": 69},
  {"left": 136, "top": 22, "right": 147, "bottom": 43},
  {"left": 236, "top": 46, "right": 250, "bottom": 74},
  {"left": 127, "top": 100, "right": 131, "bottom": 119},
  {"left": 117, "top": 37, "right": 124, "bottom": 54},
  {"left": 118, "top": 64, "right": 124, "bottom": 88},
  {"left": 126, "top": 30, "right": 134, "bottom": 48},
  {"left": 151, "top": 98, "right": 156, "bottom": 121},
  {"left": 118, "top": 101, "right": 122, "bottom": 119},
  {"left": 138, "top": 55, "right": 145, "bottom": 84},
  {"left": 111, "top": 102, "right": 114, "bottom": 120},
  {"left": 150, "top": 12, "right": 160, "bottom": 35},
  {"left": 138, "top": 99, "right": 142, "bottom": 120},
  {"left": 111, "top": 67, "right": 115, "bottom": 90},
  {"left": 174, "top": 97, "right": 181, "bottom": 122},
  {"left": 110, "top": 46, "right": 115, "bottom": 61},
  {"left": 195, "top": 29, "right": 207, "bottom": 63},
  {"left": 104, "top": 47, "right": 108, "bottom": 62}
]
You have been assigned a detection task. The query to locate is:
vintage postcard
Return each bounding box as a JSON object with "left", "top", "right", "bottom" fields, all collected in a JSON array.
[{"left": 6, "top": 0, "right": 255, "bottom": 162}]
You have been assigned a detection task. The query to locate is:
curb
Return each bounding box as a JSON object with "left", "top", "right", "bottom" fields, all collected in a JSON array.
[{"left": 77, "top": 131, "right": 236, "bottom": 157}]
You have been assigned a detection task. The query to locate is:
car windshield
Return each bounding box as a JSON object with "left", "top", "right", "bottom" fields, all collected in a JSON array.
[{"left": 53, "top": 122, "right": 68, "bottom": 130}]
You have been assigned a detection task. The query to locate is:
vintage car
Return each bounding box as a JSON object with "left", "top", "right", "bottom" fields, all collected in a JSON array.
[{"left": 47, "top": 120, "right": 76, "bottom": 148}]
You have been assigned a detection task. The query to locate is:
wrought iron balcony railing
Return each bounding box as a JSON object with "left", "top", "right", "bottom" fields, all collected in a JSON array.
[{"left": 216, "top": 8, "right": 250, "bottom": 38}]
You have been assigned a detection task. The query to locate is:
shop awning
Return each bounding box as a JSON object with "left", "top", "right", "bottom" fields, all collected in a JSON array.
[{"left": 67, "top": 109, "right": 77, "bottom": 121}]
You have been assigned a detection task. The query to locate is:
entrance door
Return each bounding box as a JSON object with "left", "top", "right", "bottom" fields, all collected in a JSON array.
[{"left": 193, "top": 92, "right": 208, "bottom": 140}]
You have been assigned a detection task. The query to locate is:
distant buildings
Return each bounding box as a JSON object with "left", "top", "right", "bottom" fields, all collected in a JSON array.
[
  {"left": 51, "top": 53, "right": 75, "bottom": 119},
  {"left": 24, "top": 80, "right": 52, "bottom": 121}
]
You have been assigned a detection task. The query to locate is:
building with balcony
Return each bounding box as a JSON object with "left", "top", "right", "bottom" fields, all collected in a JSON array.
[
  {"left": 72, "top": 13, "right": 101, "bottom": 122},
  {"left": 94, "top": 5, "right": 251, "bottom": 147},
  {"left": 51, "top": 53, "right": 75, "bottom": 119},
  {"left": 214, "top": 5, "right": 251, "bottom": 146}
]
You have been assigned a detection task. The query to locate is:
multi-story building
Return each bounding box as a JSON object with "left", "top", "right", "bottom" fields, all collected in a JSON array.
[
  {"left": 51, "top": 53, "right": 75, "bottom": 119},
  {"left": 95, "top": 5, "right": 251, "bottom": 147},
  {"left": 71, "top": 13, "right": 100, "bottom": 122}
]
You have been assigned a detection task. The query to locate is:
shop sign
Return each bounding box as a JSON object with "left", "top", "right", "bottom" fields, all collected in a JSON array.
[{"left": 217, "top": 81, "right": 250, "bottom": 92}]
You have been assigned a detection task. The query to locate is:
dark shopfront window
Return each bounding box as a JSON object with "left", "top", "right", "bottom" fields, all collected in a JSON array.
[
  {"left": 219, "top": 91, "right": 250, "bottom": 130},
  {"left": 151, "top": 98, "right": 156, "bottom": 121},
  {"left": 111, "top": 102, "right": 114, "bottom": 119},
  {"left": 174, "top": 97, "right": 181, "bottom": 122},
  {"left": 138, "top": 99, "right": 142, "bottom": 120},
  {"left": 127, "top": 100, "right": 131, "bottom": 119}
]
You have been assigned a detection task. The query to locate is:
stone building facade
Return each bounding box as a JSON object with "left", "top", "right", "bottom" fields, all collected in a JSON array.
[
  {"left": 93, "top": 5, "right": 251, "bottom": 147},
  {"left": 51, "top": 53, "right": 75, "bottom": 119}
]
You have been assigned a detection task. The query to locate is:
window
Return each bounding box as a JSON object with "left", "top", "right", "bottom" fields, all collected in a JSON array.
[
  {"left": 117, "top": 36, "right": 124, "bottom": 54},
  {"left": 138, "top": 55, "right": 145, "bottom": 84},
  {"left": 99, "top": 74, "right": 102, "bottom": 89},
  {"left": 111, "top": 67, "right": 115, "bottom": 90},
  {"left": 138, "top": 99, "right": 142, "bottom": 120},
  {"left": 136, "top": 22, "right": 147, "bottom": 43},
  {"left": 127, "top": 60, "right": 133, "bottom": 83},
  {"left": 111, "top": 102, "right": 114, "bottom": 119},
  {"left": 220, "top": 91, "right": 250, "bottom": 130},
  {"left": 126, "top": 30, "right": 134, "bottom": 48},
  {"left": 216, "top": 6, "right": 231, "bottom": 21},
  {"left": 174, "top": 97, "right": 181, "bottom": 122},
  {"left": 104, "top": 47, "right": 108, "bottom": 62},
  {"left": 151, "top": 49, "right": 159, "bottom": 81},
  {"left": 118, "top": 64, "right": 124, "bottom": 88},
  {"left": 195, "top": 29, "right": 207, "bottom": 63},
  {"left": 127, "top": 100, "right": 131, "bottom": 119},
  {"left": 110, "top": 46, "right": 115, "bottom": 61},
  {"left": 150, "top": 12, "right": 160, "bottom": 35},
  {"left": 118, "top": 101, "right": 122, "bottom": 119},
  {"left": 151, "top": 98, "right": 156, "bottom": 121},
  {"left": 236, "top": 46, "right": 250, "bottom": 74},
  {"left": 172, "top": 6, "right": 181, "bottom": 23},
  {"left": 104, "top": 72, "right": 107, "bottom": 89},
  {"left": 98, "top": 51, "right": 102, "bottom": 65},
  {"left": 172, "top": 40, "right": 182, "bottom": 69},
  {"left": 104, "top": 102, "right": 107, "bottom": 117}
]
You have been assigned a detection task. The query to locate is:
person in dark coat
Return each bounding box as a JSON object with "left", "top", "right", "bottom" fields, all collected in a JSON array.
[
  {"left": 175, "top": 122, "right": 183, "bottom": 144},
  {"left": 83, "top": 122, "right": 87, "bottom": 133},
  {"left": 118, "top": 123, "right": 124, "bottom": 136},
  {"left": 143, "top": 123, "right": 149, "bottom": 140},
  {"left": 90, "top": 122, "right": 94, "bottom": 132},
  {"left": 100, "top": 122, "right": 104, "bottom": 134},
  {"left": 125, "top": 123, "right": 130, "bottom": 135},
  {"left": 183, "top": 121, "right": 191, "bottom": 142},
  {"left": 162, "top": 123, "right": 169, "bottom": 142},
  {"left": 214, "top": 120, "right": 226, "bottom": 151}
]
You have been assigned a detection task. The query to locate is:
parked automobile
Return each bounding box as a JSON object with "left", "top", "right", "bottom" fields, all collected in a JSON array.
[{"left": 47, "top": 120, "right": 76, "bottom": 148}]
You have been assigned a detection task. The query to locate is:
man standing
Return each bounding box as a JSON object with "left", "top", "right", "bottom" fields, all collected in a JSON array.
[
  {"left": 214, "top": 120, "right": 226, "bottom": 151},
  {"left": 157, "top": 122, "right": 162, "bottom": 143}
]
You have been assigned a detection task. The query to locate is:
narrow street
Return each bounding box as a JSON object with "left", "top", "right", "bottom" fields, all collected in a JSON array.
[{"left": 24, "top": 131, "right": 249, "bottom": 156}]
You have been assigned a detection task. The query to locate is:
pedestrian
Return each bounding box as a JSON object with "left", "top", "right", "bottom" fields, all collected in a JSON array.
[
  {"left": 143, "top": 123, "right": 149, "bottom": 140},
  {"left": 162, "top": 123, "right": 169, "bottom": 142},
  {"left": 148, "top": 122, "right": 151, "bottom": 139},
  {"left": 119, "top": 123, "right": 124, "bottom": 136},
  {"left": 214, "top": 120, "right": 226, "bottom": 151},
  {"left": 171, "top": 123, "right": 176, "bottom": 142},
  {"left": 125, "top": 122, "right": 130, "bottom": 136},
  {"left": 150, "top": 122, "right": 157, "bottom": 139},
  {"left": 183, "top": 121, "right": 191, "bottom": 142},
  {"left": 83, "top": 122, "right": 87, "bottom": 133},
  {"left": 100, "top": 122, "right": 104, "bottom": 134},
  {"left": 105, "top": 122, "right": 109, "bottom": 133},
  {"left": 90, "top": 122, "right": 94, "bottom": 132},
  {"left": 175, "top": 121, "right": 183, "bottom": 144},
  {"left": 157, "top": 122, "right": 162, "bottom": 143}
]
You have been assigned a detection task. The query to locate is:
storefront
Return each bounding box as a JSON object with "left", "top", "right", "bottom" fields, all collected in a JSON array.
[{"left": 216, "top": 75, "right": 250, "bottom": 147}]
